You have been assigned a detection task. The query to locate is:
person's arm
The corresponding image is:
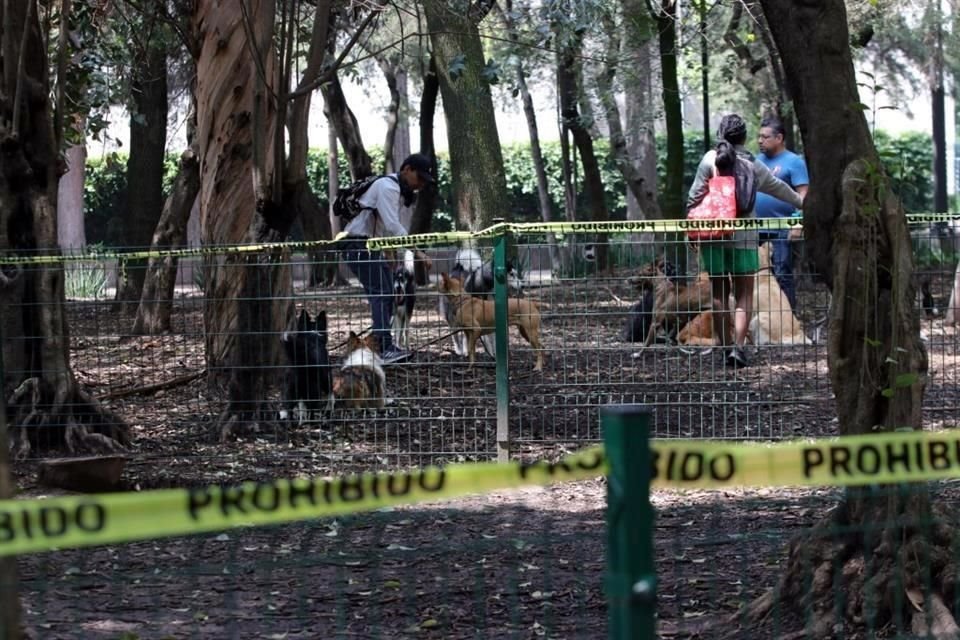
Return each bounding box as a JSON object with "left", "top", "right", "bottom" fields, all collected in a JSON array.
[
  {"left": 686, "top": 152, "right": 716, "bottom": 210},
  {"left": 754, "top": 161, "right": 803, "bottom": 209}
]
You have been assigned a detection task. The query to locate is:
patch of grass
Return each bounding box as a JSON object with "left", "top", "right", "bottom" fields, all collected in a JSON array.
[{"left": 65, "top": 261, "right": 108, "bottom": 299}]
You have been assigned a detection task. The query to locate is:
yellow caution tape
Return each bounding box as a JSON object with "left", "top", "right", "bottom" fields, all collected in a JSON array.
[
  {"left": 0, "top": 448, "right": 605, "bottom": 558},
  {"left": 649, "top": 429, "right": 960, "bottom": 489},
  {"left": 4, "top": 430, "right": 960, "bottom": 557},
  {"left": 1, "top": 213, "right": 955, "bottom": 266}
]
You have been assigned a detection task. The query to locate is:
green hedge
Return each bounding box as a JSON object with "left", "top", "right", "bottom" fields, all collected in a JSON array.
[{"left": 83, "top": 130, "right": 936, "bottom": 245}]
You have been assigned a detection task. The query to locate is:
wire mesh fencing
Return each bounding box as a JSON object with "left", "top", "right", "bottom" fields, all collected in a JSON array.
[{"left": 5, "top": 217, "right": 960, "bottom": 478}]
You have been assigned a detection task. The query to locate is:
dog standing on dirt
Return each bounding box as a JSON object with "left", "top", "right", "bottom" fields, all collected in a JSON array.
[
  {"left": 630, "top": 258, "right": 713, "bottom": 348},
  {"left": 333, "top": 331, "right": 387, "bottom": 409},
  {"left": 441, "top": 248, "right": 524, "bottom": 356},
  {"left": 280, "top": 309, "right": 334, "bottom": 424},
  {"left": 439, "top": 272, "right": 544, "bottom": 371},
  {"left": 391, "top": 249, "right": 417, "bottom": 350}
]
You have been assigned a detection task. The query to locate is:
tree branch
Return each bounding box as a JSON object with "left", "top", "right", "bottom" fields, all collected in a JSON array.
[
  {"left": 723, "top": 2, "right": 766, "bottom": 75},
  {"left": 286, "top": 8, "right": 379, "bottom": 101}
]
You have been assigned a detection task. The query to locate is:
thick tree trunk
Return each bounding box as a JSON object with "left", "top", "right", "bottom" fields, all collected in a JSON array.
[
  {"left": 739, "top": 0, "right": 937, "bottom": 634},
  {"left": 0, "top": 1, "right": 128, "bottom": 459},
  {"left": 131, "top": 150, "right": 200, "bottom": 335},
  {"left": 424, "top": 3, "right": 509, "bottom": 231},
  {"left": 654, "top": 0, "right": 684, "bottom": 219},
  {"left": 117, "top": 26, "right": 168, "bottom": 309},
  {"left": 558, "top": 44, "right": 610, "bottom": 270},
  {"left": 194, "top": 0, "right": 292, "bottom": 440},
  {"left": 57, "top": 141, "right": 87, "bottom": 249}
]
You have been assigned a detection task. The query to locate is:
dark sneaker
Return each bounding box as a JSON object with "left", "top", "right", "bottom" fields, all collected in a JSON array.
[
  {"left": 381, "top": 347, "right": 412, "bottom": 365},
  {"left": 726, "top": 346, "right": 749, "bottom": 368}
]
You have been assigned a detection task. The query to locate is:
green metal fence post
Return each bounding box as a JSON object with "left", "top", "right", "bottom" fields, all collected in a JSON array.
[
  {"left": 493, "top": 220, "right": 510, "bottom": 462},
  {"left": 603, "top": 404, "right": 656, "bottom": 640}
]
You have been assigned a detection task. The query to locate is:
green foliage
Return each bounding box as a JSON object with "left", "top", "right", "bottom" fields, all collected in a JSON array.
[
  {"left": 84, "top": 154, "right": 129, "bottom": 246},
  {"left": 82, "top": 131, "right": 937, "bottom": 243},
  {"left": 873, "top": 130, "right": 934, "bottom": 213}
]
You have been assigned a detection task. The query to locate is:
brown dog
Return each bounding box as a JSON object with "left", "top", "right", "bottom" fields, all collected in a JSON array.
[
  {"left": 438, "top": 272, "right": 544, "bottom": 371},
  {"left": 333, "top": 332, "right": 387, "bottom": 409},
  {"left": 632, "top": 258, "right": 713, "bottom": 347}
]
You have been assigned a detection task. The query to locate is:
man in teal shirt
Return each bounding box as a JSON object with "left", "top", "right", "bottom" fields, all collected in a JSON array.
[{"left": 756, "top": 117, "right": 808, "bottom": 309}]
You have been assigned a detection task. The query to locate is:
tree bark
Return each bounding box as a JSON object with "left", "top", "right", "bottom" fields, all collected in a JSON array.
[
  {"left": 596, "top": 7, "right": 661, "bottom": 220},
  {"left": 57, "top": 140, "right": 87, "bottom": 249},
  {"left": 558, "top": 41, "right": 610, "bottom": 270},
  {"left": 193, "top": 0, "right": 295, "bottom": 442},
  {"left": 745, "top": 0, "right": 936, "bottom": 633},
  {"left": 0, "top": 0, "right": 128, "bottom": 459},
  {"left": 131, "top": 150, "right": 200, "bottom": 335},
  {"left": 117, "top": 18, "right": 169, "bottom": 310},
  {"left": 653, "top": 0, "right": 684, "bottom": 219},
  {"left": 424, "top": 2, "right": 509, "bottom": 231}
]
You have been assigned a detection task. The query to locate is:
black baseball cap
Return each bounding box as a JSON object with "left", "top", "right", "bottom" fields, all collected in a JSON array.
[{"left": 401, "top": 153, "right": 436, "bottom": 184}]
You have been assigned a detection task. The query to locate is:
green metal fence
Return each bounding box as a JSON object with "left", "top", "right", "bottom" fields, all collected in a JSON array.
[{"left": 4, "top": 217, "right": 960, "bottom": 637}]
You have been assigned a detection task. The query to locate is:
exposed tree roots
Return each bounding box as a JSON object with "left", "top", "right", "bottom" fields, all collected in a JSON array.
[
  {"left": 741, "top": 488, "right": 960, "bottom": 640},
  {"left": 7, "top": 377, "right": 130, "bottom": 459}
]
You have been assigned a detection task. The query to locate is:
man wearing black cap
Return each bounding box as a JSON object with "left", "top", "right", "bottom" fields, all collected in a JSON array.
[{"left": 341, "top": 153, "right": 435, "bottom": 364}]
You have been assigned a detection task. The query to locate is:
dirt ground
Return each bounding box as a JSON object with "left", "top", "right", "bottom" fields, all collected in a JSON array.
[{"left": 9, "top": 263, "right": 960, "bottom": 639}]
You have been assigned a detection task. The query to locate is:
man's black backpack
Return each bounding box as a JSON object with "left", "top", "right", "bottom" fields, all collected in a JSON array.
[{"left": 332, "top": 175, "right": 398, "bottom": 223}]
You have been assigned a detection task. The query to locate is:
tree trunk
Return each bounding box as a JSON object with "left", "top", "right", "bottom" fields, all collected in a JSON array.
[
  {"left": 408, "top": 56, "right": 439, "bottom": 238},
  {"left": 0, "top": 406, "right": 19, "bottom": 638},
  {"left": 620, "top": 7, "right": 660, "bottom": 222},
  {"left": 654, "top": 0, "right": 684, "bottom": 219},
  {"left": 558, "top": 42, "right": 610, "bottom": 270},
  {"left": 287, "top": 3, "right": 337, "bottom": 288},
  {"left": 117, "top": 22, "right": 168, "bottom": 310},
  {"left": 743, "top": 0, "right": 937, "bottom": 634},
  {"left": 391, "top": 68, "right": 411, "bottom": 171},
  {"left": 322, "top": 75, "right": 373, "bottom": 180},
  {"left": 498, "top": 1, "right": 559, "bottom": 267},
  {"left": 131, "top": 150, "right": 200, "bottom": 335},
  {"left": 193, "top": 0, "right": 293, "bottom": 440},
  {"left": 0, "top": 0, "right": 129, "bottom": 459},
  {"left": 57, "top": 140, "right": 87, "bottom": 249},
  {"left": 424, "top": 3, "right": 509, "bottom": 231},
  {"left": 596, "top": 8, "right": 660, "bottom": 220}
]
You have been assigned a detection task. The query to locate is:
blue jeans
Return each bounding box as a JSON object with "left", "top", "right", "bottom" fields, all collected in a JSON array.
[
  {"left": 342, "top": 242, "right": 394, "bottom": 352},
  {"left": 761, "top": 231, "right": 796, "bottom": 309}
]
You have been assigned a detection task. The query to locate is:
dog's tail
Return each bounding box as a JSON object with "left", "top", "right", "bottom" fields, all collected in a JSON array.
[{"left": 403, "top": 248, "right": 416, "bottom": 275}]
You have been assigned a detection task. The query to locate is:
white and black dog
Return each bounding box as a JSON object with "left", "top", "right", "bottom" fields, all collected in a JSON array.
[
  {"left": 440, "top": 248, "right": 524, "bottom": 356},
  {"left": 391, "top": 249, "right": 417, "bottom": 350}
]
